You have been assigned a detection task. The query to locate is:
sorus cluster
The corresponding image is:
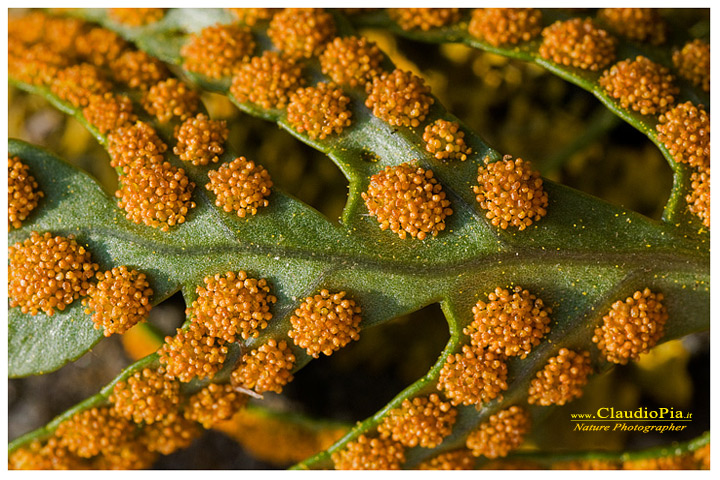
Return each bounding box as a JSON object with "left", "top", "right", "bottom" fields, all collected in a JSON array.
[
  {"left": 173, "top": 113, "right": 229, "bottom": 166},
  {"left": 468, "top": 8, "right": 543, "bottom": 47},
  {"left": 597, "top": 8, "right": 666, "bottom": 45},
  {"left": 54, "top": 406, "right": 135, "bottom": 459},
  {"left": 673, "top": 39, "right": 710, "bottom": 92},
  {"left": 205, "top": 156, "right": 274, "bottom": 218},
  {"left": 331, "top": 434, "right": 405, "bottom": 470},
  {"left": 142, "top": 78, "right": 200, "bottom": 123},
  {"left": 539, "top": 18, "right": 616, "bottom": 71},
  {"left": 465, "top": 406, "right": 531, "bottom": 459},
  {"left": 319, "top": 36, "right": 385, "bottom": 89},
  {"left": 418, "top": 449, "right": 475, "bottom": 470},
  {"left": 267, "top": 8, "right": 336, "bottom": 58},
  {"left": 231, "top": 339, "right": 296, "bottom": 394},
  {"left": 159, "top": 322, "right": 228, "bottom": 382},
  {"left": 9, "top": 437, "right": 87, "bottom": 470},
  {"left": 109, "top": 8, "right": 166, "bottom": 26},
  {"left": 437, "top": 345, "right": 508, "bottom": 407},
  {"left": 184, "top": 383, "right": 248, "bottom": 429},
  {"left": 8, "top": 155, "right": 43, "bottom": 229},
  {"left": 465, "top": 286, "right": 552, "bottom": 358},
  {"left": 527, "top": 348, "right": 593, "bottom": 406},
  {"left": 656, "top": 102, "right": 710, "bottom": 170},
  {"left": 50, "top": 63, "right": 112, "bottom": 108},
  {"left": 592, "top": 288, "right": 668, "bottom": 364},
  {"left": 82, "top": 92, "right": 136, "bottom": 134},
  {"left": 423, "top": 119, "right": 472, "bottom": 161},
  {"left": 230, "top": 51, "right": 305, "bottom": 110},
  {"left": 74, "top": 27, "right": 128, "bottom": 67},
  {"left": 473, "top": 155, "right": 548, "bottom": 230},
  {"left": 287, "top": 82, "right": 353, "bottom": 140},
  {"left": 288, "top": 289, "right": 362, "bottom": 358},
  {"left": 599, "top": 56, "right": 679, "bottom": 116},
  {"left": 107, "top": 121, "right": 168, "bottom": 170},
  {"left": 9, "top": 231, "right": 98, "bottom": 316},
  {"left": 189, "top": 270, "right": 276, "bottom": 342},
  {"left": 362, "top": 163, "right": 453, "bottom": 240},
  {"left": 227, "top": 8, "right": 278, "bottom": 26},
  {"left": 365, "top": 69, "right": 435, "bottom": 128},
  {"left": 377, "top": 394, "right": 457, "bottom": 449},
  {"left": 687, "top": 169, "right": 710, "bottom": 228},
  {"left": 140, "top": 413, "right": 202, "bottom": 456},
  {"left": 110, "top": 367, "right": 180, "bottom": 424},
  {"left": 388, "top": 8, "right": 461, "bottom": 31},
  {"left": 181, "top": 24, "right": 256, "bottom": 79},
  {"left": 110, "top": 50, "right": 169, "bottom": 91},
  {"left": 84, "top": 266, "right": 153, "bottom": 336}
]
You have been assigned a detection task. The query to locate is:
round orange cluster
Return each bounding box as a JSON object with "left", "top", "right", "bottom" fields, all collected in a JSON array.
[
  {"left": 82, "top": 93, "right": 136, "bottom": 134},
  {"left": 74, "top": 27, "right": 128, "bottom": 67},
  {"left": 465, "top": 406, "right": 531, "bottom": 458},
  {"left": 362, "top": 163, "right": 453, "bottom": 240},
  {"left": 468, "top": 8, "right": 543, "bottom": 47},
  {"left": 184, "top": 383, "right": 248, "bottom": 428},
  {"left": 9, "top": 437, "right": 87, "bottom": 470},
  {"left": 599, "top": 56, "right": 679, "bottom": 116},
  {"left": 110, "top": 367, "right": 180, "bottom": 424},
  {"left": 9, "top": 231, "right": 98, "bottom": 316},
  {"left": 107, "top": 121, "right": 168, "bottom": 170},
  {"left": 597, "top": 8, "right": 666, "bottom": 45},
  {"left": 231, "top": 339, "right": 296, "bottom": 394},
  {"left": 656, "top": 102, "right": 709, "bottom": 170},
  {"left": 473, "top": 155, "right": 548, "bottom": 230},
  {"left": 173, "top": 113, "right": 229, "bottom": 166},
  {"left": 8, "top": 156, "right": 43, "bottom": 229},
  {"left": 288, "top": 289, "right": 362, "bottom": 357},
  {"left": 55, "top": 407, "right": 135, "bottom": 459},
  {"left": 592, "top": 288, "right": 668, "bottom": 364},
  {"left": 142, "top": 78, "right": 199, "bottom": 123},
  {"left": 539, "top": 18, "right": 616, "bottom": 71},
  {"left": 365, "top": 69, "right": 434, "bottom": 128},
  {"left": 319, "top": 36, "right": 385, "bottom": 89},
  {"left": 139, "top": 412, "right": 202, "bottom": 456},
  {"left": 190, "top": 270, "right": 276, "bottom": 342},
  {"left": 181, "top": 24, "right": 256, "bottom": 79},
  {"left": 159, "top": 323, "right": 228, "bottom": 382},
  {"left": 331, "top": 434, "right": 405, "bottom": 470},
  {"left": 465, "top": 286, "right": 551, "bottom": 358},
  {"left": 109, "top": 8, "right": 166, "bottom": 26},
  {"left": 116, "top": 162, "right": 196, "bottom": 231},
  {"left": 527, "top": 348, "right": 593, "bottom": 406},
  {"left": 84, "top": 266, "right": 153, "bottom": 336},
  {"left": 110, "top": 50, "right": 169, "bottom": 91},
  {"left": 92, "top": 440, "right": 158, "bottom": 469},
  {"left": 377, "top": 394, "right": 457, "bottom": 448},
  {"left": 389, "top": 8, "right": 461, "bottom": 31},
  {"left": 230, "top": 51, "right": 305, "bottom": 110},
  {"left": 205, "top": 156, "right": 273, "bottom": 218},
  {"left": 437, "top": 345, "right": 508, "bottom": 407},
  {"left": 267, "top": 8, "right": 336, "bottom": 58},
  {"left": 423, "top": 119, "right": 472, "bottom": 161},
  {"left": 673, "top": 39, "right": 710, "bottom": 93},
  {"left": 50, "top": 63, "right": 111, "bottom": 108},
  {"left": 8, "top": 11, "right": 51, "bottom": 45},
  {"left": 37, "top": 15, "right": 86, "bottom": 53},
  {"left": 227, "top": 8, "right": 278, "bottom": 26},
  {"left": 9, "top": 42, "right": 69, "bottom": 86},
  {"left": 687, "top": 169, "right": 710, "bottom": 228},
  {"left": 418, "top": 449, "right": 475, "bottom": 470},
  {"left": 287, "top": 82, "right": 353, "bottom": 140}
]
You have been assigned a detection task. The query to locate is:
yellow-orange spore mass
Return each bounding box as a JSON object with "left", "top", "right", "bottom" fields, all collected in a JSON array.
[
  {"left": 74, "top": 27, "right": 128, "bottom": 67},
  {"left": 8, "top": 11, "right": 49, "bottom": 45},
  {"left": 465, "top": 406, "right": 531, "bottom": 459},
  {"left": 8, "top": 156, "right": 43, "bottom": 229},
  {"left": 227, "top": 8, "right": 278, "bottom": 26},
  {"left": 82, "top": 93, "right": 136, "bottom": 134},
  {"left": 418, "top": 449, "right": 476, "bottom": 470},
  {"left": 656, "top": 102, "right": 709, "bottom": 170},
  {"left": 377, "top": 394, "right": 457, "bottom": 448},
  {"left": 389, "top": 8, "right": 461, "bottom": 31},
  {"left": 9, "top": 231, "right": 98, "bottom": 316},
  {"left": 41, "top": 15, "right": 86, "bottom": 54},
  {"left": 289, "top": 290, "right": 362, "bottom": 358},
  {"left": 267, "top": 8, "right": 336, "bottom": 58},
  {"left": 115, "top": 162, "right": 196, "bottom": 231},
  {"left": 687, "top": 169, "right": 710, "bottom": 228},
  {"left": 592, "top": 288, "right": 668, "bottom": 364},
  {"left": 110, "top": 367, "right": 180, "bottom": 424},
  {"left": 365, "top": 69, "right": 434, "bottom": 128},
  {"left": 55, "top": 407, "right": 136, "bottom": 459},
  {"left": 527, "top": 348, "right": 593, "bottom": 406},
  {"left": 468, "top": 8, "right": 543, "bottom": 47},
  {"left": 184, "top": 383, "right": 249, "bottom": 429},
  {"left": 139, "top": 412, "right": 202, "bottom": 455},
  {"left": 107, "top": 121, "right": 168, "bottom": 170},
  {"left": 673, "top": 39, "right": 710, "bottom": 93},
  {"left": 231, "top": 339, "right": 296, "bottom": 394},
  {"left": 319, "top": 36, "right": 385, "bottom": 89},
  {"left": 206, "top": 156, "right": 273, "bottom": 218},
  {"left": 190, "top": 270, "right": 276, "bottom": 342},
  {"left": 539, "top": 18, "right": 616, "bottom": 71},
  {"left": 110, "top": 50, "right": 169, "bottom": 91},
  {"left": 437, "top": 345, "right": 508, "bottom": 407},
  {"left": 173, "top": 113, "right": 229, "bottom": 166},
  {"left": 9, "top": 437, "right": 87, "bottom": 470},
  {"left": 84, "top": 266, "right": 153, "bottom": 336},
  {"left": 109, "top": 8, "right": 166, "bottom": 26},
  {"left": 9, "top": 42, "right": 69, "bottom": 86},
  {"left": 287, "top": 82, "right": 353, "bottom": 140},
  {"left": 51, "top": 63, "right": 112, "bottom": 108},
  {"left": 159, "top": 323, "right": 228, "bottom": 382},
  {"left": 230, "top": 51, "right": 305, "bottom": 110},
  {"left": 599, "top": 56, "right": 679, "bottom": 116},
  {"left": 91, "top": 440, "right": 158, "bottom": 470},
  {"left": 181, "top": 24, "right": 256, "bottom": 79},
  {"left": 143, "top": 78, "right": 200, "bottom": 123},
  {"left": 473, "top": 155, "right": 548, "bottom": 230},
  {"left": 552, "top": 459, "right": 620, "bottom": 470},
  {"left": 362, "top": 163, "right": 453, "bottom": 240},
  {"left": 597, "top": 8, "right": 666, "bottom": 45},
  {"left": 465, "top": 286, "right": 551, "bottom": 358},
  {"left": 331, "top": 434, "right": 405, "bottom": 470},
  {"left": 423, "top": 119, "right": 472, "bottom": 161}
]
